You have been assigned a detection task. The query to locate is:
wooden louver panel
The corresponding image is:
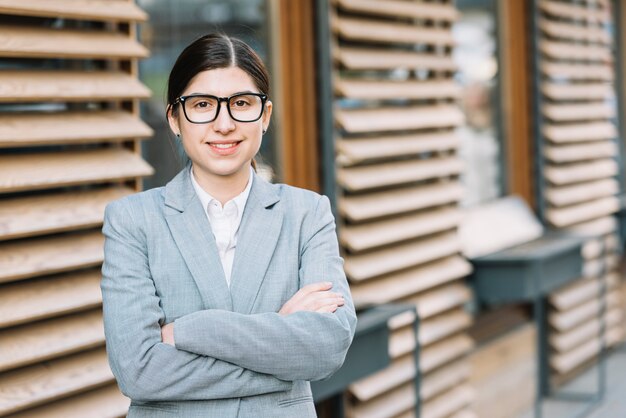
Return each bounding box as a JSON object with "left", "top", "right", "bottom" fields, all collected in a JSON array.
[
  {"left": 0, "top": 2, "right": 149, "bottom": 415},
  {"left": 536, "top": 0, "right": 624, "bottom": 383},
  {"left": 331, "top": 1, "right": 471, "bottom": 415}
]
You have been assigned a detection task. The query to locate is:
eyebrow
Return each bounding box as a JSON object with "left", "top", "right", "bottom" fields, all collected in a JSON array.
[{"left": 185, "top": 90, "right": 258, "bottom": 96}]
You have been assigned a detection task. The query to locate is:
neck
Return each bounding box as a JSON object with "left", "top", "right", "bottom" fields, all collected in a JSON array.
[{"left": 191, "top": 165, "right": 251, "bottom": 205}]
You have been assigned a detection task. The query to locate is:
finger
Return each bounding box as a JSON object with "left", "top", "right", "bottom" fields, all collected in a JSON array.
[
  {"left": 304, "top": 297, "right": 345, "bottom": 312},
  {"left": 315, "top": 304, "right": 338, "bottom": 313}
]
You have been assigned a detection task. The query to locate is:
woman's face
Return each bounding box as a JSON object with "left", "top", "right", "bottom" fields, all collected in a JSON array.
[{"left": 168, "top": 66, "right": 272, "bottom": 184}]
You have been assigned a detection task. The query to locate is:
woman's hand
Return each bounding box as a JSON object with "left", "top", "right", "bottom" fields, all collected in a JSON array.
[
  {"left": 161, "top": 322, "right": 175, "bottom": 346},
  {"left": 279, "top": 282, "right": 345, "bottom": 316}
]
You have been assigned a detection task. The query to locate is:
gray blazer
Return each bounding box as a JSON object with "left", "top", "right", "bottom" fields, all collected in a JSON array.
[{"left": 101, "top": 166, "right": 357, "bottom": 418}]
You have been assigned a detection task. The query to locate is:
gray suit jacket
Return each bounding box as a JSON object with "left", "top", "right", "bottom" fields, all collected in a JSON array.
[{"left": 101, "top": 166, "right": 357, "bottom": 418}]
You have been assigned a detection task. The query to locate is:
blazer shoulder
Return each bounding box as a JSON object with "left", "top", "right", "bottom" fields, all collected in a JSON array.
[
  {"left": 105, "top": 186, "right": 165, "bottom": 217},
  {"left": 274, "top": 183, "right": 326, "bottom": 209}
]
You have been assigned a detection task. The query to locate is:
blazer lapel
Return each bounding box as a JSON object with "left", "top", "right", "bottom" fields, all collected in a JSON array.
[
  {"left": 163, "top": 166, "right": 233, "bottom": 311},
  {"left": 229, "top": 173, "right": 284, "bottom": 314}
]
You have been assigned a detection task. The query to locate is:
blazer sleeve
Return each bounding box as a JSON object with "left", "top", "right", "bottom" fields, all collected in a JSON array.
[
  {"left": 101, "top": 200, "right": 292, "bottom": 401},
  {"left": 173, "top": 195, "right": 358, "bottom": 381}
]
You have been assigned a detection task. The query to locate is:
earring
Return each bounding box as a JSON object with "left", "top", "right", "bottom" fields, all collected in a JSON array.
[
  {"left": 262, "top": 129, "right": 266, "bottom": 135},
  {"left": 176, "top": 133, "right": 180, "bottom": 137}
]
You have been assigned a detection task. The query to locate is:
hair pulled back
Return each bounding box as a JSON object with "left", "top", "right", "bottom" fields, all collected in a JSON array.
[{"left": 167, "top": 33, "right": 270, "bottom": 115}]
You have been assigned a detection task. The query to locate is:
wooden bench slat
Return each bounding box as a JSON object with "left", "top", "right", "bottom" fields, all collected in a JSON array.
[
  {"left": 564, "top": 215, "right": 617, "bottom": 237},
  {"left": 539, "top": 18, "right": 611, "bottom": 44},
  {"left": 335, "top": 0, "right": 460, "bottom": 21},
  {"left": 0, "top": 231, "right": 103, "bottom": 284},
  {"left": 0, "top": 310, "right": 104, "bottom": 372},
  {"left": 0, "top": 348, "right": 113, "bottom": 416},
  {"left": 9, "top": 384, "right": 129, "bottom": 418},
  {"left": 335, "top": 78, "right": 460, "bottom": 101},
  {"left": 546, "top": 196, "right": 619, "bottom": 227},
  {"left": 0, "top": 71, "right": 151, "bottom": 102},
  {"left": 0, "top": 26, "right": 149, "bottom": 59},
  {"left": 542, "top": 83, "right": 614, "bottom": 100},
  {"left": 550, "top": 325, "right": 623, "bottom": 374},
  {"left": 338, "top": 157, "right": 462, "bottom": 192},
  {"left": 541, "top": 62, "right": 613, "bottom": 80},
  {"left": 544, "top": 121, "right": 617, "bottom": 143},
  {"left": 549, "top": 289, "right": 621, "bottom": 331},
  {"left": 0, "top": 110, "right": 153, "bottom": 147},
  {"left": 420, "top": 335, "right": 474, "bottom": 373},
  {"left": 544, "top": 141, "right": 617, "bottom": 163},
  {"left": 351, "top": 257, "right": 471, "bottom": 309},
  {"left": 0, "top": 269, "right": 102, "bottom": 328},
  {"left": 0, "top": 148, "right": 154, "bottom": 193},
  {"left": 540, "top": 40, "right": 612, "bottom": 62},
  {"left": 420, "top": 309, "right": 472, "bottom": 346},
  {"left": 550, "top": 274, "right": 619, "bottom": 310},
  {"left": 344, "top": 232, "right": 461, "bottom": 282},
  {"left": 546, "top": 178, "right": 619, "bottom": 206},
  {"left": 337, "top": 47, "right": 456, "bottom": 71},
  {"left": 421, "top": 384, "right": 474, "bottom": 418},
  {"left": 341, "top": 207, "right": 460, "bottom": 252},
  {"left": 405, "top": 283, "right": 472, "bottom": 321},
  {"left": 336, "top": 105, "right": 464, "bottom": 133},
  {"left": 550, "top": 308, "right": 623, "bottom": 352},
  {"left": 545, "top": 158, "right": 618, "bottom": 186},
  {"left": 348, "top": 380, "right": 415, "bottom": 418},
  {"left": 539, "top": 0, "right": 610, "bottom": 24},
  {"left": 543, "top": 103, "right": 615, "bottom": 121},
  {"left": 334, "top": 16, "right": 454, "bottom": 46},
  {"left": 338, "top": 131, "right": 459, "bottom": 166},
  {"left": 0, "top": 0, "right": 147, "bottom": 22},
  {"left": 340, "top": 182, "right": 463, "bottom": 222},
  {"left": 0, "top": 187, "right": 133, "bottom": 241}
]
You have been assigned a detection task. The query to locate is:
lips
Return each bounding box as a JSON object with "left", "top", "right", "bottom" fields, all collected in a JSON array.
[{"left": 206, "top": 140, "right": 242, "bottom": 155}]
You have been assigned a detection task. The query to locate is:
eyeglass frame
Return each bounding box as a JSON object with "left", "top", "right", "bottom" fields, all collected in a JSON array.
[{"left": 171, "top": 92, "right": 268, "bottom": 124}]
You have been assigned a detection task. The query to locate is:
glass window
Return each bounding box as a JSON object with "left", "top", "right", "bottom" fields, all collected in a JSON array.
[{"left": 137, "top": 0, "right": 275, "bottom": 189}]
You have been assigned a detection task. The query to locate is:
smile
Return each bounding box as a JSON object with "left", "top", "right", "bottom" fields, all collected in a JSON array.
[{"left": 206, "top": 140, "right": 243, "bottom": 155}]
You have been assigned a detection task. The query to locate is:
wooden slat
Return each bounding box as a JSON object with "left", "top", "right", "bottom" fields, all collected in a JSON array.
[
  {"left": 340, "top": 207, "right": 461, "bottom": 252},
  {"left": 546, "top": 196, "right": 619, "bottom": 227},
  {"left": 550, "top": 308, "right": 622, "bottom": 352},
  {"left": 544, "top": 141, "right": 617, "bottom": 163},
  {"left": 550, "top": 274, "right": 619, "bottom": 310},
  {"left": 340, "top": 182, "right": 463, "bottom": 222},
  {"left": 539, "top": 0, "right": 611, "bottom": 24},
  {"left": 420, "top": 309, "right": 472, "bottom": 346},
  {"left": 407, "top": 283, "right": 472, "bottom": 321},
  {"left": 544, "top": 159, "right": 618, "bottom": 186},
  {"left": 0, "top": 348, "right": 113, "bottom": 416},
  {"left": 0, "top": 231, "right": 103, "bottom": 284},
  {"left": 0, "top": 26, "right": 149, "bottom": 59},
  {"left": 551, "top": 326, "right": 624, "bottom": 374},
  {"left": 420, "top": 334, "right": 473, "bottom": 372},
  {"left": 338, "top": 157, "right": 462, "bottom": 192},
  {"left": 0, "top": 148, "right": 154, "bottom": 193},
  {"left": 337, "top": 132, "right": 459, "bottom": 165},
  {"left": 351, "top": 257, "right": 472, "bottom": 308},
  {"left": 344, "top": 232, "right": 461, "bottom": 282},
  {"left": 336, "top": 105, "right": 464, "bottom": 133},
  {"left": 335, "top": 79, "right": 461, "bottom": 100},
  {"left": 545, "top": 179, "right": 619, "bottom": 206},
  {"left": 541, "top": 62, "right": 613, "bottom": 80},
  {"left": 0, "top": 71, "right": 151, "bottom": 102},
  {"left": 543, "top": 103, "right": 615, "bottom": 121},
  {"left": 348, "top": 381, "right": 415, "bottom": 418},
  {"left": 549, "top": 289, "right": 621, "bottom": 331},
  {"left": 0, "top": 269, "right": 102, "bottom": 328},
  {"left": 333, "top": 16, "right": 454, "bottom": 46},
  {"left": 335, "top": 0, "right": 460, "bottom": 21},
  {"left": 540, "top": 40, "right": 611, "bottom": 62},
  {"left": 543, "top": 121, "right": 617, "bottom": 143},
  {"left": 542, "top": 83, "right": 614, "bottom": 100},
  {"left": 583, "top": 255, "right": 619, "bottom": 278},
  {"left": 421, "top": 384, "right": 474, "bottom": 418},
  {"left": 336, "top": 47, "right": 456, "bottom": 71},
  {"left": 539, "top": 19, "right": 611, "bottom": 44},
  {"left": 0, "top": 310, "right": 104, "bottom": 372},
  {"left": 0, "top": 110, "right": 153, "bottom": 147},
  {"left": 0, "top": 0, "right": 147, "bottom": 21},
  {"left": 0, "top": 187, "right": 134, "bottom": 241},
  {"left": 564, "top": 215, "right": 617, "bottom": 236},
  {"left": 421, "top": 360, "right": 470, "bottom": 402},
  {"left": 9, "top": 384, "right": 129, "bottom": 418}
]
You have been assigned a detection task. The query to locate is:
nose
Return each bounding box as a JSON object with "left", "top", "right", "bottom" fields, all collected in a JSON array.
[{"left": 212, "top": 101, "right": 236, "bottom": 134}]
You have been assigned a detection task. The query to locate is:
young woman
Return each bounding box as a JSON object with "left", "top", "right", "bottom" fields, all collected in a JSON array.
[{"left": 100, "top": 33, "right": 356, "bottom": 418}]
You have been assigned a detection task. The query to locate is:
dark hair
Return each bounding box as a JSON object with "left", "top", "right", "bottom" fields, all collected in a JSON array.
[{"left": 167, "top": 33, "right": 270, "bottom": 114}]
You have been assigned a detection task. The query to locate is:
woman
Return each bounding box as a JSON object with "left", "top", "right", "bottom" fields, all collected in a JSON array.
[{"left": 100, "top": 33, "right": 356, "bottom": 418}]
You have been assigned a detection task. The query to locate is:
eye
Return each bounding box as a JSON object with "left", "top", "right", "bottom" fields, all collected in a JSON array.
[
  {"left": 195, "top": 101, "right": 210, "bottom": 108},
  {"left": 233, "top": 99, "right": 250, "bottom": 107}
]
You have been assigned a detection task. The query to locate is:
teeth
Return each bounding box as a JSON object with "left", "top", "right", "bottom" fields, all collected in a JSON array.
[{"left": 211, "top": 142, "right": 237, "bottom": 149}]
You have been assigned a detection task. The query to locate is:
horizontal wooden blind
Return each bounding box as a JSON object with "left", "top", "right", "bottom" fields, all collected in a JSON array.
[
  {"left": 535, "top": 0, "right": 624, "bottom": 383},
  {"left": 0, "top": 1, "right": 153, "bottom": 416},
  {"left": 328, "top": 1, "right": 474, "bottom": 417}
]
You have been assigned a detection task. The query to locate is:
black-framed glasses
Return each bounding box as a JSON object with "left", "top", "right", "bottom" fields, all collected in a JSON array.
[{"left": 173, "top": 92, "right": 268, "bottom": 124}]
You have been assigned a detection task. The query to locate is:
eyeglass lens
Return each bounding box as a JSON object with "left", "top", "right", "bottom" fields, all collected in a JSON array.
[{"left": 183, "top": 94, "right": 264, "bottom": 123}]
